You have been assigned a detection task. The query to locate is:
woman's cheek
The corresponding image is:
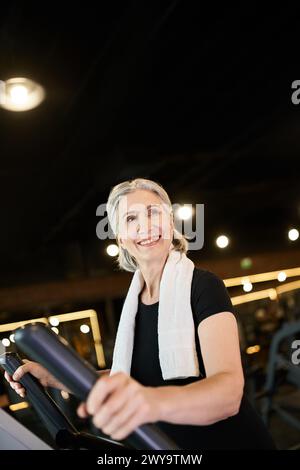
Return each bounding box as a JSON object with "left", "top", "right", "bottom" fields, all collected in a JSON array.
[
  {"left": 126, "top": 234, "right": 139, "bottom": 253},
  {"left": 161, "top": 228, "right": 172, "bottom": 242},
  {"left": 119, "top": 225, "right": 135, "bottom": 245}
]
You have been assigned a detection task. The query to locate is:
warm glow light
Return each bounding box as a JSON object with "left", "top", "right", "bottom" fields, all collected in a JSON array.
[
  {"left": 1, "top": 338, "right": 10, "bottom": 347},
  {"left": 277, "top": 271, "right": 287, "bottom": 282},
  {"left": 177, "top": 205, "right": 193, "bottom": 220},
  {"left": 276, "top": 280, "right": 300, "bottom": 295},
  {"left": 44, "top": 309, "right": 104, "bottom": 367},
  {"left": 49, "top": 316, "right": 59, "bottom": 326},
  {"left": 243, "top": 281, "right": 253, "bottom": 292},
  {"left": 10, "top": 85, "right": 28, "bottom": 105},
  {"left": 269, "top": 289, "right": 277, "bottom": 300},
  {"left": 9, "top": 402, "right": 29, "bottom": 412},
  {"left": 80, "top": 324, "right": 90, "bottom": 334},
  {"left": 216, "top": 235, "right": 229, "bottom": 248},
  {"left": 231, "top": 280, "right": 300, "bottom": 306},
  {"left": 288, "top": 228, "right": 299, "bottom": 241},
  {"left": 224, "top": 267, "right": 300, "bottom": 288},
  {"left": 246, "top": 345, "right": 261, "bottom": 355},
  {"left": 0, "top": 318, "right": 48, "bottom": 333},
  {"left": 231, "top": 288, "right": 277, "bottom": 306},
  {"left": 51, "top": 327, "right": 59, "bottom": 334},
  {"left": 106, "top": 244, "right": 119, "bottom": 257},
  {"left": 0, "top": 77, "right": 45, "bottom": 111},
  {"left": 9, "top": 334, "right": 15, "bottom": 343},
  {"left": 0, "top": 309, "right": 108, "bottom": 369},
  {"left": 61, "top": 390, "right": 70, "bottom": 400}
]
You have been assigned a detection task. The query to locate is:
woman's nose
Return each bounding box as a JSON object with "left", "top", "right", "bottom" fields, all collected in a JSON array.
[{"left": 136, "top": 213, "right": 151, "bottom": 234}]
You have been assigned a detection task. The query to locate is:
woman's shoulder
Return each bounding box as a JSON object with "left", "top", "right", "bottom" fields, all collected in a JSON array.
[
  {"left": 191, "top": 267, "right": 235, "bottom": 325},
  {"left": 191, "top": 267, "right": 226, "bottom": 291}
]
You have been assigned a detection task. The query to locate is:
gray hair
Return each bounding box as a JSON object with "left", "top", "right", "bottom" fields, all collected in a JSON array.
[{"left": 106, "top": 178, "right": 188, "bottom": 272}]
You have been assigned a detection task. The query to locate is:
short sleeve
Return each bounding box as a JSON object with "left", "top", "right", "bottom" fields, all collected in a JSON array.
[{"left": 191, "top": 269, "right": 235, "bottom": 328}]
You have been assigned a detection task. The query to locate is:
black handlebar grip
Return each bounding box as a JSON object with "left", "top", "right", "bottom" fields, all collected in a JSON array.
[
  {"left": 14, "top": 323, "right": 180, "bottom": 450},
  {"left": 0, "top": 351, "right": 76, "bottom": 442}
]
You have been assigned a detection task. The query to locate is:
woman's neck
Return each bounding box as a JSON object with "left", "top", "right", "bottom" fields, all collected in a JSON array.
[{"left": 138, "top": 255, "right": 168, "bottom": 303}]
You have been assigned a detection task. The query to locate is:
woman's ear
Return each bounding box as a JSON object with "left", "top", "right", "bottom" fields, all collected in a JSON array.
[
  {"left": 170, "top": 216, "right": 174, "bottom": 235},
  {"left": 118, "top": 235, "right": 124, "bottom": 248}
]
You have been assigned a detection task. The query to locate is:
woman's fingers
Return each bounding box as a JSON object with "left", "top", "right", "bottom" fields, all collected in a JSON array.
[
  {"left": 86, "top": 373, "right": 130, "bottom": 416},
  {"left": 110, "top": 412, "right": 144, "bottom": 441},
  {"left": 13, "top": 363, "right": 33, "bottom": 381},
  {"left": 77, "top": 402, "right": 88, "bottom": 418},
  {"left": 83, "top": 373, "right": 150, "bottom": 440},
  {"left": 15, "top": 386, "right": 26, "bottom": 398},
  {"left": 91, "top": 383, "right": 136, "bottom": 430},
  {"left": 77, "top": 373, "right": 155, "bottom": 440},
  {"left": 3, "top": 364, "right": 29, "bottom": 398},
  {"left": 78, "top": 378, "right": 131, "bottom": 422},
  {"left": 4, "top": 371, "right": 12, "bottom": 383},
  {"left": 100, "top": 397, "right": 140, "bottom": 438},
  {"left": 8, "top": 381, "right": 26, "bottom": 397}
]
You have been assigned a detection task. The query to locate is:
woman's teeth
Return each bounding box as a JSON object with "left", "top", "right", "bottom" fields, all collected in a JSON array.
[{"left": 138, "top": 236, "right": 160, "bottom": 246}]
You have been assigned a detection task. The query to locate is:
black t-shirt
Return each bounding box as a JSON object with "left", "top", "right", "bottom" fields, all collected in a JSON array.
[{"left": 130, "top": 268, "right": 275, "bottom": 449}]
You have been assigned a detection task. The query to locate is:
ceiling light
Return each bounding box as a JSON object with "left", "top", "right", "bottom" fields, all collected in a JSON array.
[
  {"left": 277, "top": 271, "right": 287, "bottom": 282},
  {"left": 0, "top": 77, "right": 45, "bottom": 111},
  {"left": 49, "top": 316, "right": 59, "bottom": 326},
  {"left": 288, "top": 228, "right": 299, "bottom": 241},
  {"left": 216, "top": 235, "right": 229, "bottom": 248},
  {"left": 243, "top": 281, "right": 253, "bottom": 292},
  {"left": 80, "top": 324, "right": 90, "bottom": 334},
  {"left": 9, "top": 334, "right": 15, "bottom": 343},
  {"left": 106, "top": 244, "right": 119, "bottom": 257},
  {"left": 177, "top": 205, "right": 193, "bottom": 220}
]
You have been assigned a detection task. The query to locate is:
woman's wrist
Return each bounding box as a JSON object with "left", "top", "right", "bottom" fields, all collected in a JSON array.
[{"left": 152, "top": 385, "right": 183, "bottom": 423}]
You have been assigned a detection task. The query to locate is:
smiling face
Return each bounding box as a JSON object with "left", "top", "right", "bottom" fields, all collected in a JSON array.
[{"left": 117, "top": 189, "right": 174, "bottom": 266}]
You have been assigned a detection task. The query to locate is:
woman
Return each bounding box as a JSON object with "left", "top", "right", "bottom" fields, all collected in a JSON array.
[{"left": 5, "top": 178, "right": 275, "bottom": 449}]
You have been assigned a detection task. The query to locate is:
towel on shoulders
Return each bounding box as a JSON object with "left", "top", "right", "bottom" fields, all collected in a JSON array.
[{"left": 110, "top": 248, "right": 200, "bottom": 380}]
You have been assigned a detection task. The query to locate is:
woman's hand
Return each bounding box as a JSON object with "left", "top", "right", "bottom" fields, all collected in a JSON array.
[
  {"left": 77, "top": 372, "right": 162, "bottom": 441},
  {"left": 4, "top": 360, "right": 67, "bottom": 397}
]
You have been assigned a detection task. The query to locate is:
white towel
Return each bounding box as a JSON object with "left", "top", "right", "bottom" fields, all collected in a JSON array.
[{"left": 110, "top": 248, "right": 200, "bottom": 380}]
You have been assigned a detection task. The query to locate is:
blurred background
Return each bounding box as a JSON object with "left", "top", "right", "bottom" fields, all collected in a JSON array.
[{"left": 1, "top": 1, "right": 300, "bottom": 449}]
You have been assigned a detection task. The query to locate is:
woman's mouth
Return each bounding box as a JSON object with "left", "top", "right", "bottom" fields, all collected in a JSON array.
[{"left": 137, "top": 235, "right": 161, "bottom": 247}]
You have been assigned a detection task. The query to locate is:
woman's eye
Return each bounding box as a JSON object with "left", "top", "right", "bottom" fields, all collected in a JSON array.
[
  {"left": 127, "top": 215, "right": 136, "bottom": 223},
  {"left": 149, "top": 207, "right": 160, "bottom": 215}
]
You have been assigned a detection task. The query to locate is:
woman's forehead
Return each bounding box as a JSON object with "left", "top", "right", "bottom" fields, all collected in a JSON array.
[{"left": 119, "top": 190, "right": 162, "bottom": 211}]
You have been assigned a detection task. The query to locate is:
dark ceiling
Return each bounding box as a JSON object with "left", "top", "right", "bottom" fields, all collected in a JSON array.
[{"left": 1, "top": 2, "right": 300, "bottom": 287}]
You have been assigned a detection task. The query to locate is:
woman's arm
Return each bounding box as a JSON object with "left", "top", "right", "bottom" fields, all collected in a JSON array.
[
  {"left": 154, "top": 312, "right": 245, "bottom": 425},
  {"left": 77, "top": 312, "right": 244, "bottom": 441}
]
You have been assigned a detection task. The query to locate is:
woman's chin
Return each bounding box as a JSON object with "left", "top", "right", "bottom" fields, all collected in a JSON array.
[{"left": 138, "top": 246, "right": 169, "bottom": 262}]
